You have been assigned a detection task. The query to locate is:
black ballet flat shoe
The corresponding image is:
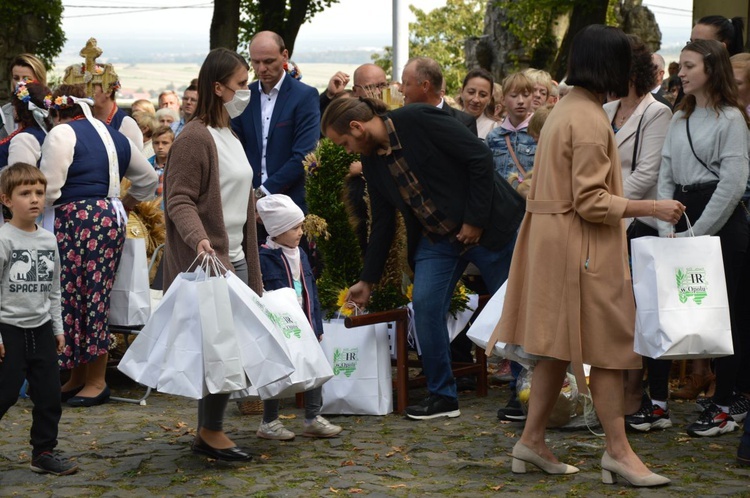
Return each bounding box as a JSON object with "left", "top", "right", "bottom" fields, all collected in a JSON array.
[
  {"left": 191, "top": 437, "right": 253, "bottom": 462},
  {"left": 67, "top": 386, "right": 111, "bottom": 407},
  {"left": 60, "top": 385, "right": 84, "bottom": 402}
]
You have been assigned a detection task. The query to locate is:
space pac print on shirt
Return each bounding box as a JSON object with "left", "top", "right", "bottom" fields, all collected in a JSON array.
[{"left": 8, "top": 249, "right": 55, "bottom": 291}]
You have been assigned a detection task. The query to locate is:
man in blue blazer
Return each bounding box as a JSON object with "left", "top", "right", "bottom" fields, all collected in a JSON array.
[{"left": 232, "top": 31, "right": 320, "bottom": 214}]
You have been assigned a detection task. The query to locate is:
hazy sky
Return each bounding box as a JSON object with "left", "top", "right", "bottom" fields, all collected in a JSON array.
[{"left": 60, "top": 0, "right": 693, "bottom": 53}]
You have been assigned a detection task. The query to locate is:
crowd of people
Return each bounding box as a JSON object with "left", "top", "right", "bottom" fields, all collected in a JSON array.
[{"left": 0, "top": 13, "right": 749, "bottom": 488}]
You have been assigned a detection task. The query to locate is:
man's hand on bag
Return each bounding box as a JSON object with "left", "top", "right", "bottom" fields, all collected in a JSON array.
[
  {"left": 346, "top": 281, "right": 373, "bottom": 308},
  {"left": 196, "top": 238, "right": 215, "bottom": 256},
  {"left": 654, "top": 200, "right": 686, "bottom": 225}
]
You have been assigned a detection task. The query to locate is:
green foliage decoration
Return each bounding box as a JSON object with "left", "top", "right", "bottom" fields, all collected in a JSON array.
[{"left": 304, "top": 139, "right": 363, "bottom": 316}]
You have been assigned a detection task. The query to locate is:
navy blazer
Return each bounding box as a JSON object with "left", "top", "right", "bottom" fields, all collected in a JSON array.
[{"left": 232, "top": 75, "right": 320, "bottom": 212}]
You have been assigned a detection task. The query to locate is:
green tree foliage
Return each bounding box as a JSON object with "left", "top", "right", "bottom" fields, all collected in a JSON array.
[
  {"left": 372, "top": 0, "right": 487, "bottom": 95},
  {"left": 237, "top": 0, "right": 340, "bottom": 56},
  {"left": 0, "top": 0, "right": 65, "bottom": 102}
]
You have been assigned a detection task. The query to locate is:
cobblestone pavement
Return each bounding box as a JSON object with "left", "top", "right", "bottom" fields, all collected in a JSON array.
[{"left": 1, "top": 375, "right": 748, "bottom": 497}]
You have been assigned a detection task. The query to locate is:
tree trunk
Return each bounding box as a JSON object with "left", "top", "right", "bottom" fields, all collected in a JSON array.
[
  {"left": 210, "top": 0, "right": 241, "bottom": 50},
  {"left": 257, "top": 0, "right": 310, "bottom": 57},
  {"left": 551, "top": 0, "right": 609, "bottom": 81}
]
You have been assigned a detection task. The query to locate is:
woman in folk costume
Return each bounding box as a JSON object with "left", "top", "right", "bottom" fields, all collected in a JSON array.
[
  {"left": 41, "top": 84, "right": 157, "bottom": 407},
  {"left": 62, "top": 38, "right": 143, "bottom": 151},
  {"left": 0, "top": 80, "right": 51, "bottom": 168},
  {"left": 486, "top": 25, "right": 683, "bottom": 487}
]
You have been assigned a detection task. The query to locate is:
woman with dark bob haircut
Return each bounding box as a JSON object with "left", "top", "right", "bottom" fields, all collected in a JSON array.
[
  {"left": 486, "top": 24, "right": 682, "bottom": 486},
  {"left": 603, "top": 35, "right": 673, "bottom": 430}
]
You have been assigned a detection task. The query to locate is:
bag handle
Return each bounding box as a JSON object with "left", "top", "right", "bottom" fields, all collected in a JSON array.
[
  {"left": 504, "top": 134, "right": 528, "bottom": 178},
  {"left": 670, "top": 212, "right": 695, "bottom": 237}
]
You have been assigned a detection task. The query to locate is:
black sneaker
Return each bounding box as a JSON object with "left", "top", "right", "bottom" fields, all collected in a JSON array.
[
  {"left": 625, "top": 394, "right": 653, "bottom": 432},
  {"left": 405, "top": 394, "right": 460, "bottom": 420},
  {"left": 729, "top": 393, "right": 750, "bottom": 422},
  {"left": 497, "top": 395, "right": 526, "bottom": 421},
  {"left": 686, "top": 402, "right": 738, "bottom": 437},
  {"left": 695, "top": 396, "right": 711, "bottom": 412},
  {"left": 30, "top": 451, "right": 79, "bottom": 476}
]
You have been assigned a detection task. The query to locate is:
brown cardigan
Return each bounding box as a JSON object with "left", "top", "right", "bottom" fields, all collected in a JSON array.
[{"left": 162, "top": 119, "right": 262, "bottom": 294}]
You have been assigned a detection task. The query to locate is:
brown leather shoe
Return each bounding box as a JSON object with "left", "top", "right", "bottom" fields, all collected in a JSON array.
[{"left": 672, "top": 373, "right": 714, "bottom": 400}]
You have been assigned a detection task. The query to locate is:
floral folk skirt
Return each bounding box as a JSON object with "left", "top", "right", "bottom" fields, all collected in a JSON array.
[{"left": 56, "top": 199, "right": 125, "bottom": 369}]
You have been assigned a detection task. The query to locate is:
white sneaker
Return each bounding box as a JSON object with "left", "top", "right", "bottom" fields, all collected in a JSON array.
[
  {"left": 256, "top": 419, "right": 295, "bottom": 440},
  {"left": 302, "top": 415, "right": 343, "bottom": 438}
]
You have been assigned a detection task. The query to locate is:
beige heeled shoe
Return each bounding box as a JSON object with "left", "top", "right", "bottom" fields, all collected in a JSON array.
[
  {"left": 511, "top": 441, "right": 579, "bottom": 475},
  {"left": 601, "top": 452, "right": 670, "bottom": 487}
]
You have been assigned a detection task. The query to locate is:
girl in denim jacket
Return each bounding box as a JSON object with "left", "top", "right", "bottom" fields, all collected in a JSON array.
[{"left": 486, "top": 72, "right": 537, "bottom": 182}]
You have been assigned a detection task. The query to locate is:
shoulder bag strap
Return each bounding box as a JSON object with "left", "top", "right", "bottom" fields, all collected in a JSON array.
[
  {"left": 504, "top": 134, "right": 527, "bottom": 178},
  {"left": 686, "top": 115, "right": 719, "bottom": 178},
  {"left": 630, "top": 101, "right": 656, "bottom": 172}
]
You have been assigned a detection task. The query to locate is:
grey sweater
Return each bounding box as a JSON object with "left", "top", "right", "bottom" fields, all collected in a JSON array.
[
  {"left": 0, "top": 223, "right": 62, "bottom": 343},
  {"left": 657, "top": 106, "right": 750, "bottom": 236}
]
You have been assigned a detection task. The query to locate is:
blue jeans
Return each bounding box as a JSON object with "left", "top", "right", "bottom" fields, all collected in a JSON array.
[{"left": 412, "top": 234, "right": 516, "bottom": 401}]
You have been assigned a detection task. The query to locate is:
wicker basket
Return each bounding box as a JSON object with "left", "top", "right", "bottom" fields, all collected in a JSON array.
[{"left": 237, "top": 399, "right": 263, "bottom": 415}]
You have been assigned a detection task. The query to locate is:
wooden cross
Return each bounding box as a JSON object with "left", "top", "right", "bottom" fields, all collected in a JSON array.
[{"left": 80, "top": 38, "right": 102, "bottom": 96}]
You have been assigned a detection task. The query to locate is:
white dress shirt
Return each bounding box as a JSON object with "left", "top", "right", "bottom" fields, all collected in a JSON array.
[{"left": 259, "top": 71, "right": 286, "bottom": 189}]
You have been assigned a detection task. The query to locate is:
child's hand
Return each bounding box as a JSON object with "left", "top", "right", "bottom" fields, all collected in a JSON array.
[
  {"left": 56, "top": 335, "right": 65, "bottom": 354},
  {"left": 0, "top": 343, "right": 4, "bottom": 362}
]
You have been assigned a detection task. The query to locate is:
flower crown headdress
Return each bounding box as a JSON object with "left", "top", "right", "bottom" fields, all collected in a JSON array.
[
  {"left": 13, "top": 80, "right": 51, "bottom": 133},
  {"left": 44, "top": 95, "right": 93, "bottom": 111}
]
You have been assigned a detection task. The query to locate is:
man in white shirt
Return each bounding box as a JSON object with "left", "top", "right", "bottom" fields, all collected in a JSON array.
[{"left": 231, "top": 31, "right": 319, "bottom": 218}]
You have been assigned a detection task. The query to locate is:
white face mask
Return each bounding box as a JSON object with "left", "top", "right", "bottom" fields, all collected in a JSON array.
[{"left": 224, "top": 89, "right": 251, "bottom": 119}]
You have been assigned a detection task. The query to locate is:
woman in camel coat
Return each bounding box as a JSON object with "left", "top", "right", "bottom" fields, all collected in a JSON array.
[{"left": 486, "top": 25, "right": 683, "bottom": 487}]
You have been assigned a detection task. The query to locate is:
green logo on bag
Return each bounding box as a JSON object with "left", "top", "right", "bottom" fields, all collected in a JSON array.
[
  {"left": 332, "top": 348, "right": 358, "bottom": 377},
  {"left": 271, "top": 312, "right": 302, "bottom": 339},
  {"left": 675, "top": 267, "right": 708, "bottom": 304}
]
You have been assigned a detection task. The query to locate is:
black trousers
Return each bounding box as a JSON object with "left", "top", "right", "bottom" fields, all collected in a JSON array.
[
  {"left": 648, "top": 187, "right": 748, "bottom": 404},
  {"left": 0, "top": 321, "right": 62, "bottom": 456}
]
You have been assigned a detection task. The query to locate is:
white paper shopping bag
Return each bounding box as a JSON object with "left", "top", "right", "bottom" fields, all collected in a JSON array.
[
  {"left": 197, "top": 275, "right": 249, "bottom": 394},
  {"left": 467, "top": 282, "right": 509, "bottom": 356},
  {"left": 466, "top": 281, "right": 536, "bottom": 367},
  {"left": 253, "top": 288, "right": 333, "bottom": 399},
  {"left": 117, "top": 268, "right": 189, "bottom": 389},
  {"left": 632, "top": 235, "right": 733, "bottom": 359},
  {"left": 225, "top": 272, "right": 295, "bottom": 389},
  {"left": 320, "top": 320, "right": 393, "bottom": 415},
  {"left": 155, "top": 272, "right": 207, "bottom": 399},
  {"left": 110, "top": 237, "right": 151, "bottom": 326}
]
